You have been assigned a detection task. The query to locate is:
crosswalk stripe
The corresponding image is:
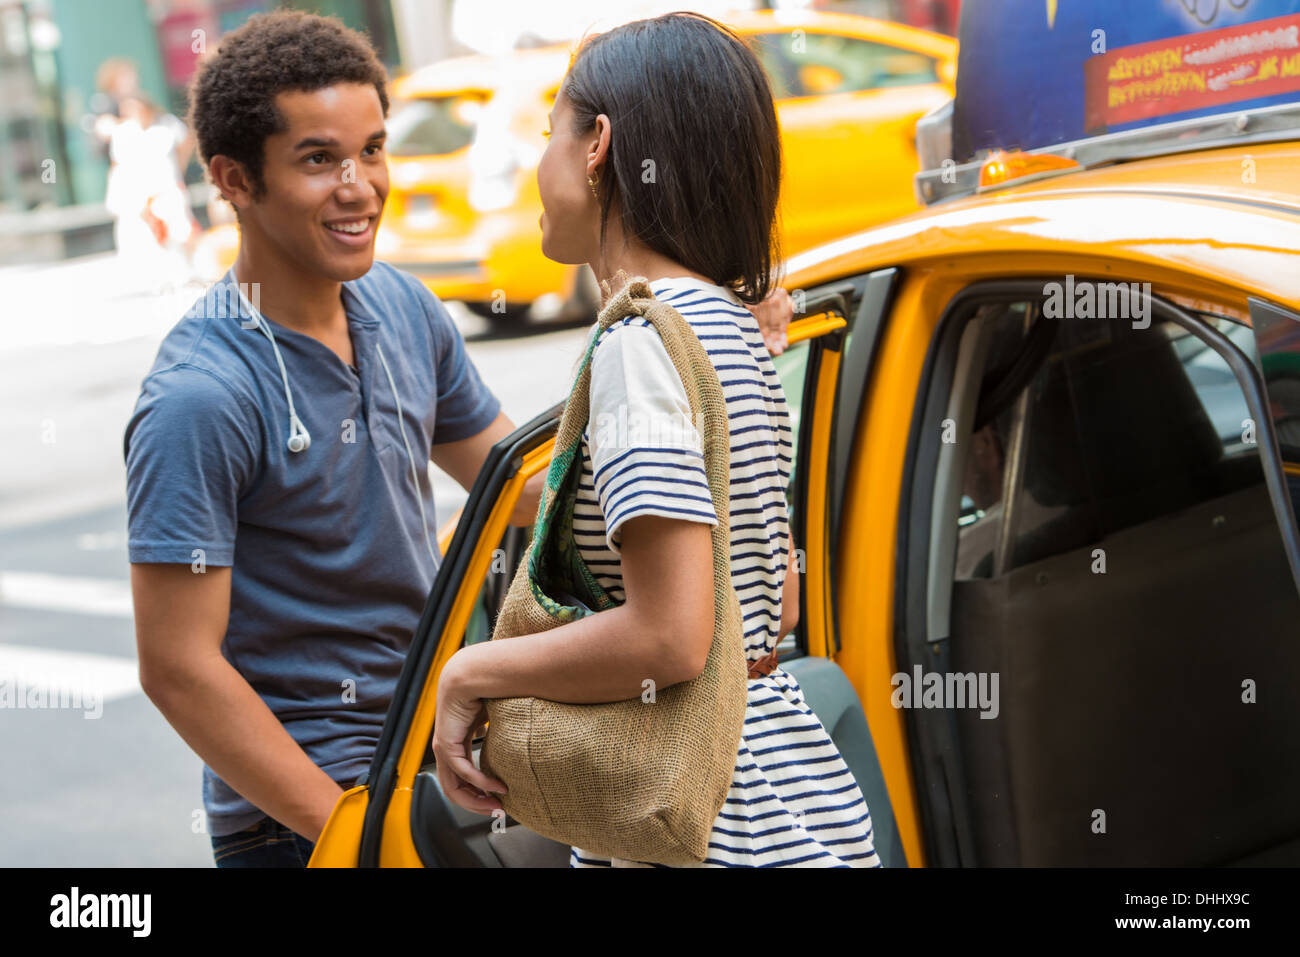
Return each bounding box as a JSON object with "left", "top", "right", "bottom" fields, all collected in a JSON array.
[
  {"left": 0, "top": 643, "right": 141, "bottom": 716},
  {"left": 0, "top": 571, "right": 133, "bottom": 618}
]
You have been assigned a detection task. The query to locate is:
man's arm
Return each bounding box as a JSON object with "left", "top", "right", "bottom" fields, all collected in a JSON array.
[
  {"left": 131, "top": 564, "right": 343, "bottom": 842},
  {"left": 430, "top": 410, "right": 543, "bottom": 527}
]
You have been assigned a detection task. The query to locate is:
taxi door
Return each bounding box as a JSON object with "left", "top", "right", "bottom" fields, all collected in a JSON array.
[
  {"left": 849, "top": 267, "right": 1300, "bottom": 868},
  {"left": 315, "top": 294, "right": 902, "bottom": 867}
]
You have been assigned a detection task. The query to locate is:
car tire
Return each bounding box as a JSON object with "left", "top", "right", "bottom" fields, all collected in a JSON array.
[
  {"left": 466, "top": 300, "right": 530, "bottom": 325},
  {"left": 563, "top": 264, "right": 601, "bottom": 322}
]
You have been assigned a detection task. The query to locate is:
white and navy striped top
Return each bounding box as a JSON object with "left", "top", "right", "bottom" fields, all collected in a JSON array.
[{"left": 568, "top": 276, "right": 881, "bottom": 868}]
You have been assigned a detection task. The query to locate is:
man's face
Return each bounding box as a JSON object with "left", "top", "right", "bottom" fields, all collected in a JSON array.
[{"left": 243, "top": 83, "right": 389, "bottom": 282}]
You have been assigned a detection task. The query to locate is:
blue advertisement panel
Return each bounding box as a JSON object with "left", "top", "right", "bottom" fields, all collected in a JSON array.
[{"left": 952, "top": 0, "right": 1300, "bottom": 161}]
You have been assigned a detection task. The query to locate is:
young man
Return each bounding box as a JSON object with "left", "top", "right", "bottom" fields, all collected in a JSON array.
[{"left": 125, "top": 10, "right": 792, "bottom": 868}]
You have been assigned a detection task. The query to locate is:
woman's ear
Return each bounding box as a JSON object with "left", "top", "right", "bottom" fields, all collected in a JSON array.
[{"left": 586, "top": 113, "right": 612, "bottom": 180}]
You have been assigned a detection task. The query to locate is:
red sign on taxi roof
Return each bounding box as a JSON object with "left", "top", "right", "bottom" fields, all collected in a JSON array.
[{"left": 1084, "top": 12, "right": 1300, "bottom": 131}]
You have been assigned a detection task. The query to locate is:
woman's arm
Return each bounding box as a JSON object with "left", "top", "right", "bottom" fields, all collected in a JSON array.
[
  {"left": 442, "top": 514, "right": 715, "bottom": 704},
  {"left": 433, "top": 319, "right": 720, "bottom": 811},
  {"left": 432, "top": 514, "right": 715, "bottom": 812}
]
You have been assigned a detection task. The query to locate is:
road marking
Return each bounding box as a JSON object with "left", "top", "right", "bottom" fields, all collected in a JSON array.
[
  {"left": 0, "top": 571, "right": 133, "bottom": 618},
  {"left": 0, "top": 643, "right": 141, "bottom": 715}
]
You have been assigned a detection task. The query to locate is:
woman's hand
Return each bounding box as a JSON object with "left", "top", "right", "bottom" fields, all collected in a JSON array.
[
  {"left": 746, "top": 286, "right": 794, "bottom": 356},
  {"left": 432, "top": 647, "right": 509, "bottom": 815}
]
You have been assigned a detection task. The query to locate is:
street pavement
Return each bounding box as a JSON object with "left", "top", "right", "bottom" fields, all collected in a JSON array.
[{"left": 0, "top": 252, "right": 589, "bottom": 865}]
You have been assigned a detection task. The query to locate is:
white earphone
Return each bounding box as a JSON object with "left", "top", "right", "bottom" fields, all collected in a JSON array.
[
  {"left": 231, "top": 280, "right": 437, "bottom": 568},
  {"left": 234, "top": 283, "right": 312, "bottom": 455}
]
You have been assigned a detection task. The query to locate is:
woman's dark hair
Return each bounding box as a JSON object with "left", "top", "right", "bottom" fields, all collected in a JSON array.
[
  {"left": 562, "top": 12, "right": 782, "bottom": 304},
  {"left": 188, "top": 10, "right": 389, "bottom": 199}
]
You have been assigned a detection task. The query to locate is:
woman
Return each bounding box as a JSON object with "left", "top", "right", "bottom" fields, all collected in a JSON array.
[{"left": 432, "top": 12, "right": 879, "bottom": 867}]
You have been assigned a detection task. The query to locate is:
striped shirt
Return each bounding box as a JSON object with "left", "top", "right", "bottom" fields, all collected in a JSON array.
[{"left": 569, "top": 276, "right": 881, "bottom": 868}]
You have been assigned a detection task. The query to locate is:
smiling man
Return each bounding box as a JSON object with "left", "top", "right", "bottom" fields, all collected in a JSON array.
[{"left": 123, "top": 12, "right": 532, "bottom": 868}]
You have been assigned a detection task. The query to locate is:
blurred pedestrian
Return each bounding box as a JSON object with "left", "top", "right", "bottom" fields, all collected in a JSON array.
[
  {"left": 87, "top": 58, "right": 141, "bottom": 161},
  {"left": 104, "top": 94, "right": 197, "bottom": 283}
]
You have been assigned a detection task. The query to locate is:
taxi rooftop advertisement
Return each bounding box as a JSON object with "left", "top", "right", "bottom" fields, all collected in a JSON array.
[
  {"left": 3, "top": 0, "right": 1299, "bottom": 942},
  {"left": 955, "top": 0, "right": 1300, "bottom": 156}
]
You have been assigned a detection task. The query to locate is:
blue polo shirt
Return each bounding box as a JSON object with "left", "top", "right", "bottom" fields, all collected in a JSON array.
[{"left": 124, "top": 261, "right": 500, "bottom": 837}]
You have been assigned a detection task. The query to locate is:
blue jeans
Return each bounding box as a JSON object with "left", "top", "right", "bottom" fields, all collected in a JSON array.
[{"left": 211, "top": 817, "right": 316, "bottom": 868}]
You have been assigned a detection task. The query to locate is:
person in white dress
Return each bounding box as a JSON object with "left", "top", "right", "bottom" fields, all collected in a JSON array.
[
  {"left": 431, "top": 11, "right": 879, "bottom": 867},
  {"left": 104, "top": 95, "right": 196, "bottom": 284}
]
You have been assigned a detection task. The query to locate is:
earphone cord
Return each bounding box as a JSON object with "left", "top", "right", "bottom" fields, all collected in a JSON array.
[
  {"left": 256, "top": 322, "right": 309, "bottom": 445},
  {"left": 234, "top": 282, "right": 436, "bottom": 570},
  {"left": 236, "top": 284, "right": 308, "bottom": 447},
  {"left": 376, "top": 343, "right": 439, "bottom": 569}
]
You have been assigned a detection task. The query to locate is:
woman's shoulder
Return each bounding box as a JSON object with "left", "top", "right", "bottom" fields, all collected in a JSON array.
[
  {"left": 586, "top": 276, "right": 771, "bottom": 377},
  {"left": 647, "top": 278, "right": 754, "bottom": 322}
]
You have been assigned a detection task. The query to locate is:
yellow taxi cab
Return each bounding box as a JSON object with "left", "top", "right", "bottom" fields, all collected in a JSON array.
[
  {"left": 196, "top": 11, "right": 956, "bottom": 320},
  {"left": 309, "top": 1, "right": 1300, "bottom": 866}
]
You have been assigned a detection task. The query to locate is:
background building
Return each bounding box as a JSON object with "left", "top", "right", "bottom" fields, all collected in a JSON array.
[
  {"left": 0, "top": 0, "right": 951, "bottom": 261},
  {"left": 0, "top": 0, "right": 406, "bottom": 215}
]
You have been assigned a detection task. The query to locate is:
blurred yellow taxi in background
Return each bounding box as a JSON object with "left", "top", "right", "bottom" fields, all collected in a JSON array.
[{"left": 196, "top": 10, "right": 955, "bottom": 321}]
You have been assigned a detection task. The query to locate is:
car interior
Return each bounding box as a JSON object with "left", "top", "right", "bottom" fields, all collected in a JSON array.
[{"left": 920, "top": 293, "right": 1300, "bottom": 865}]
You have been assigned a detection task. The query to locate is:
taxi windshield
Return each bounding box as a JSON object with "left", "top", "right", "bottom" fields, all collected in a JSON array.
[{"left": 387, "top": 92, "right": 490, "bottom": 157}]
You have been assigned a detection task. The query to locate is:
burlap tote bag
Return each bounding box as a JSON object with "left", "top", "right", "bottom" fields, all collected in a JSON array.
[{"left": 479, "top": 277, "right": 747, "bottom": 865}]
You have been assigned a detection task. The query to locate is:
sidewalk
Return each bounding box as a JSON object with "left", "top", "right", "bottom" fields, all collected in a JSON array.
[{"left": 0, "top": 252, "right": 199, "bottom": 355}]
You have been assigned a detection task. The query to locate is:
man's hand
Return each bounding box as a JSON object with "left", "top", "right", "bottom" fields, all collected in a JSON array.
[{"left": 746, "top": 286, "right": 794, "bottom": 356}]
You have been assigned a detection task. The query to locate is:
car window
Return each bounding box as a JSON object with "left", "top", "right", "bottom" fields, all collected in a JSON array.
[
  {"left": 771, "top": 341, "right": 810, "bottom": 509},
  {"left": 955, "top": 302, "right": 1271, "bottom": 580},
  {"left": 748, "top": 33, "right": 799, "bottom": 100},
  {"left": 388, "top": 92, "right": 489, "bottom": 157},
  {"left": 460, "top": 525, "right": 529, "bottom": 648},
  {"left": 1249, "top": 302, "right": 1300, "bottom": 470},
  {"left": 752, "top": 31, "right": 938, "bottom": 99}
]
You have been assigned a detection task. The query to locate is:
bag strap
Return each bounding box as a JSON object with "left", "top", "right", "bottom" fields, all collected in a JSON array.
[
  {"left": 524, "top": 277, "right": 734, "bottom": 613},
  {"left": 580, "top": 277, "right": 732, "bottom": 533}
]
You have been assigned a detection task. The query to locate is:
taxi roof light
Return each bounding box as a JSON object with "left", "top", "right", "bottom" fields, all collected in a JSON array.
[
  {"left": 978, "top": 150, "right": 1082, "bottom": 191},
  {"left": 916, "top": 101, "right": 1300, "bottom": 207}
]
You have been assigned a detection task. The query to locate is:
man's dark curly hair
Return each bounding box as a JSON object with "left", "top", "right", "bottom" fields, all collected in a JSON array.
[{"left": 189, "top": 10, "right": 389, "bottom": 199}]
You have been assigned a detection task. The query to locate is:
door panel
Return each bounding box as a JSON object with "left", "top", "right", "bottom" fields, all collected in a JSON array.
[{"left": 355, "top": 404, "right": 559, "bottom": 867}]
